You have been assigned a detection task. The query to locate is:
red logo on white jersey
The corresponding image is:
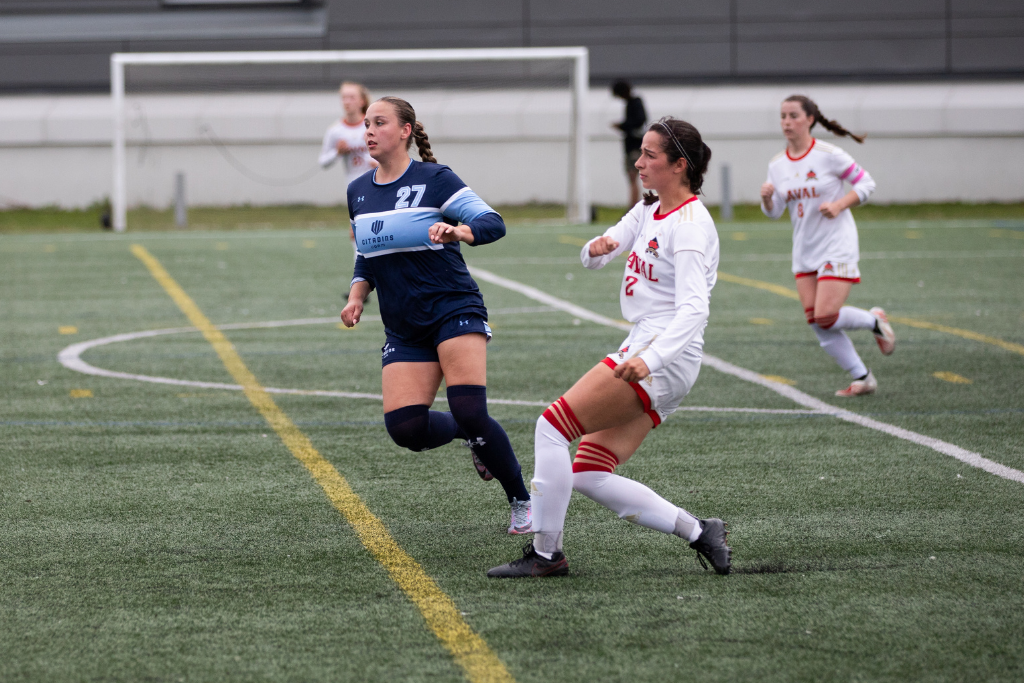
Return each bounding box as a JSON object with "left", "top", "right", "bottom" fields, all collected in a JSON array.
[
  {"left": 645, "top": 237, "right": 660, "bottom": 258},
  {"left": 806, "top": 169, "right": 817, "bottom": 180}
]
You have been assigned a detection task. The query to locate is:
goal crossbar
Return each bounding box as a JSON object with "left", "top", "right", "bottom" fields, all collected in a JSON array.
[{"left": 110, "top": 47, "right": 590, "bottom": 231}]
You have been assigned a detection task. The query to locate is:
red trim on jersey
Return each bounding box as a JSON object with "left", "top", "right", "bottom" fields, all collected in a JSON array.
[
  {"left": 786, "top": 138, "right": 816, "bottom": 162},
  {"left": 602, "top": 358, "right": 660, "bottom": 427},
  {"left": 795, "top": 271, "right": 860, "bottom": 284},
  {"left": 653, "top": 195, "right": 698, "bottom": 220}
]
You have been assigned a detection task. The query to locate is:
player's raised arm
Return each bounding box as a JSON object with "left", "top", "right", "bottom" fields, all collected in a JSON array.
[{"left": 580, "top": 204, "right": 642, "bottom": 269}]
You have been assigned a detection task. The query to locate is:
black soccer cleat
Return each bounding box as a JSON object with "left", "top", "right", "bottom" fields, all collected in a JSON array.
[
  {"left": 689, "top": 518, "right": 732, "bottom": 575},
  {"left": 487, "top": 542, "right": 569, "bottom": 578},
  {"left": 464, "top": 440, "right": 494, "bottom": 481}
]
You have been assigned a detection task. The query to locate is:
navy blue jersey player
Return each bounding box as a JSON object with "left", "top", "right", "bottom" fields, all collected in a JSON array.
[{"left": 339, "top": 96, "right": 531, "bottom": 534}]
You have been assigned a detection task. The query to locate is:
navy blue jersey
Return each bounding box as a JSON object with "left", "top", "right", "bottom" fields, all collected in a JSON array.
[{"left": 347, "top": 160, "right": 505, "bottom": 343}]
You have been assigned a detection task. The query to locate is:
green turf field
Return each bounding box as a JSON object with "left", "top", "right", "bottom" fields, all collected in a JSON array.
[{"left": 2, "top": 215, "right": 1023, "bottom": 682}]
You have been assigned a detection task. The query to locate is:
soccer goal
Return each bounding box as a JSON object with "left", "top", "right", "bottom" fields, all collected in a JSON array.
[{"left": 109, "top": 47, "right": 590, "bottom": 232}]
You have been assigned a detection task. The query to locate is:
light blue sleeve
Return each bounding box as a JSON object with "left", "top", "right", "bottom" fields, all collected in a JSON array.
[{"left": 441, "top": 187, "right": 496, "bottom": 224}]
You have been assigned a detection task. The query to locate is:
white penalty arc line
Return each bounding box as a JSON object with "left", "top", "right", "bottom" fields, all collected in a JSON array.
[
  {"left": 56, "top": 316, "right": 814, "bottom": 415},
  {"left": 468, "top": 266, "right": 1024, "bottom": 485}
]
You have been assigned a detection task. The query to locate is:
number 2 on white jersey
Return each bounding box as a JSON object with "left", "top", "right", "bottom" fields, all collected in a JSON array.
[
  {"left": 395, "top": 184, "right": 426, "bottom": 209},
  {"left": 625, "top": 275, "right": 638, "bottom": 296}
]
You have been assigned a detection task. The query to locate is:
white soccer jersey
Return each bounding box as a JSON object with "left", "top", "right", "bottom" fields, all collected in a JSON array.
[
  {"left": 319, "top": 119, "right": 374, "bottom": 186},
  {"left": 581, "top": 196, "right": 719, "bottom": 375},
  {"left": 761, "top": 138, "right": 876, "bottom": 274}
]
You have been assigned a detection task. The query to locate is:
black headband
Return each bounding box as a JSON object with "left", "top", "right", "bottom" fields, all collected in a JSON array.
[{"left": 655, "top": 118, "right": 696, "bottom": 172}]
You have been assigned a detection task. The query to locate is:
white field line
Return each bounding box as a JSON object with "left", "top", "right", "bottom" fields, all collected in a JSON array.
[
  {"left": 468, "top": 266, "right": 1024, "bottom": 485},
  {"left": 56, "top": 317, "right": 811, "bottom": 414}
]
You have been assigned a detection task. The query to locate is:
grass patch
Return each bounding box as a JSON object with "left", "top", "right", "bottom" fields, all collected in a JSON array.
[
  {"left": 4, "top": 202, "right": 1024, "bottom": 234},
  {"left": 1, "top": 219, "right": 1023, "bottom": 681}
]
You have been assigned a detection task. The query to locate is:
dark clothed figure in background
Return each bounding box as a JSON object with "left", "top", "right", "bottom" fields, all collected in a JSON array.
[{"left": 611, "top": 80, "right": 647, "bottom": 207}]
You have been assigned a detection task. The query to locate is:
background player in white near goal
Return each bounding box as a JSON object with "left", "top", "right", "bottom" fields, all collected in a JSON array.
[
  {"left": 319, "top": 81, "right": 377, "bottom": 263},
  {"left": 488, "top": 118, "right": 731, "bottom": 578},
  {"left": 760, "top": 95, "right": 896, "bottom": 397}
]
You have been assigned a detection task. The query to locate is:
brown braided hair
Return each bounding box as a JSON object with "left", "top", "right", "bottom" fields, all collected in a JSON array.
[
  {"left": 784, "top": 95, "right": 866, "bottom": 144},
  {"left": 376, "top": 96, "right": 437, "bottom": 163},
  {"left": 641, "top": 117, "right": 712, "bottom": 205}
]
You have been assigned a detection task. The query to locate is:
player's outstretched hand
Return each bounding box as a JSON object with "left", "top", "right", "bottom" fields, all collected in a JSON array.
[
  {"left": 589, "top": 236, "right": 620, "bottom": 257},
  {"left": 340, "top": 300, "right": 362, "bottom": 328},
  {"left": 613, "top": 357, "right": 650, "bottom": 383},
  {"left": 428, "top": 222, "right": 473, "bottom": 245},
  {"left": 760, "top": 182, "right": 775, "bottom": 210},
  {"left": 818, "top": 201, "right": 841, "bottom": 219}
]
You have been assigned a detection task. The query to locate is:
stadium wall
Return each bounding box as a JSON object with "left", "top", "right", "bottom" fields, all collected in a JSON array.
[{"left": 2, "top": 81, "right": 1023, "bottom": 212}]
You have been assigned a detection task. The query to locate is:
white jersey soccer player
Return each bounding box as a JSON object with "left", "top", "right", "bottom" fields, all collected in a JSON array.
[
  {"left": 580, "top": 195, "right": 719, "bottom": 425},
  {"left": 762, "top": 138, "right": 875, "bottom": 281},
  {"left": 320, "top": 82, "right": 376, "bottom": 266},
  {"left": 488, "top": 118, "right": 732, "bottom": 579},
  {"left": 319, "top": 118, "right": 374, "bottom": 187},
  {"left": 761, "top": 95, "right": 895, "bottom": 397}
]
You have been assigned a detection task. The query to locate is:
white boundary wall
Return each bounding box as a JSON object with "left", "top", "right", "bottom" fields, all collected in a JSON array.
[{"left": 1, "top": 81, "right": 1023, "bottom": 214}]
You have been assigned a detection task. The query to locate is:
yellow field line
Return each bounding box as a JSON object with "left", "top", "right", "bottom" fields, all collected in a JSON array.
[
  {"left": 716, "top": 269, "right": 1024, "bottom": 357},
  {"left": 890, "top": 316, "right": 1024, "bottom": 357},
  {"left": 716, "top": 270, "right": 800, "bottom": 300},
  {"left": 130, "top": 244, "right": 513, "bottom": 683}
]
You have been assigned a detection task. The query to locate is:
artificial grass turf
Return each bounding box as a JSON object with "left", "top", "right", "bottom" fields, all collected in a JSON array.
[
  {"left": 2, "top": 218, "right": 1023, "bottom": 682},
  {"left": 3, "top": 202, "right": 1024, "bottom": 234}
]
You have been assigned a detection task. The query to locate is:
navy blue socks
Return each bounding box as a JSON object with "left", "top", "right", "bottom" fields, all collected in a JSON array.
[
  {"left": 381, "top": 386, "right": 530, "bottom": 504},
  {"left": 383, "top": 404, "right": 463, "bottom": 452},
  {"left": 446, "top": 384, "right": 530, "bottom": 503}
]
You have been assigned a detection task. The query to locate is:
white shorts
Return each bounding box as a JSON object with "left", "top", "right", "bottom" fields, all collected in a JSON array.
[
  {"left": 603, "top": 327, "right": 703, "bottom": 426},
  {"left": 794, "top": 260, "right": 861, "bottom": 283}
]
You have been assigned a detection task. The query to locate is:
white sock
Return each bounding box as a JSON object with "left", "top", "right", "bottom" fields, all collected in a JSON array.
[
  {"left": 835, "top": 306, "right": 876, "bottom": 331},
  {"left": 812, "top": 324, "right": 868, "bottom": 379},
  {"left": 531, "top": 415, "right": 573, "bottom": 558},
  {"left": 573, "top": 471, "right": 701, "bottom": 542}
]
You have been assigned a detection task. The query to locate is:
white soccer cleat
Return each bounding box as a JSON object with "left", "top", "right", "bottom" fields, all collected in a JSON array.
[
  {"left": 835, "top": 370, "right": 877, "bottom": 397},
  {"left": 508, "top": 497, "right": 533, "bottom": 535},
  {"left": 870, "top": 307, "right": 896, "bottom": 356}
]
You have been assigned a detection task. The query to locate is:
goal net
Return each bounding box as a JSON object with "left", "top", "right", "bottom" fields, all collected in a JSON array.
[{"left": 110, "top": 48, "right": 589, "bottom": 231}]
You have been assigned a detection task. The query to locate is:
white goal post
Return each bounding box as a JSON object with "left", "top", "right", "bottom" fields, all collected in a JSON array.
[{"left": 109, "top": 47, "right": 590, "bottom": 232}]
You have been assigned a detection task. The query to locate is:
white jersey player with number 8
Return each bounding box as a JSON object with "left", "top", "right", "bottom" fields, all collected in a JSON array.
[
  {"left": 488, "top": 117, "right": 732, "bottom": 579},
  {"left": 761, "top": 95, "right": 895, "bottom": 397}
]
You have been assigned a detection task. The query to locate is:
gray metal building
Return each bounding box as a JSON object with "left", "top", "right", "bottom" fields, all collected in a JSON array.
[{"left": 1, "top": 0, "right": 1023, "bottom": 92}]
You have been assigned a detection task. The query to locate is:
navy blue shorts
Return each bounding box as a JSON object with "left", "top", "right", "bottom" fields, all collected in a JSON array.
[{"left": 381, "top": 313, "right": 492, "bottom": 367}]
